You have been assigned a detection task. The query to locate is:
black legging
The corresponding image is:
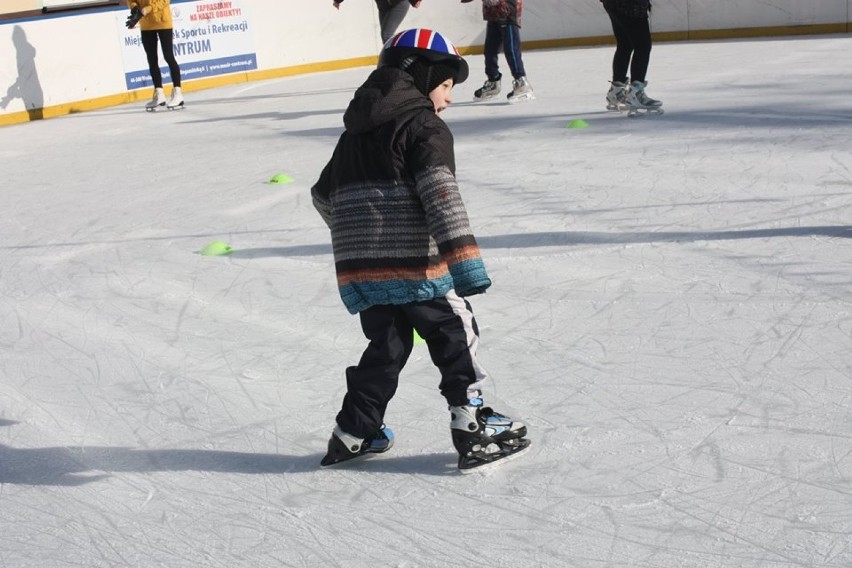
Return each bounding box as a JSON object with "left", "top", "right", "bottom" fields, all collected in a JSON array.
[
  {"left": 141, "top": 29, "right": 181, "bottom": 89},
  {"left": 605, "top": 8, "right": 652, "bottom": 84}
]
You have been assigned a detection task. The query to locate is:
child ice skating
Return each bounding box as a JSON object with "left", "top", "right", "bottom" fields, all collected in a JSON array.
[{"left": 311, "top": 28, "right": 529, "bottom": 470}]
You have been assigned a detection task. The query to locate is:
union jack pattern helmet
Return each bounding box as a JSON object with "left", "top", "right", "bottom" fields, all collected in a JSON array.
[{"left": 378, "top": 28, "right": 469, "bottom": 85}]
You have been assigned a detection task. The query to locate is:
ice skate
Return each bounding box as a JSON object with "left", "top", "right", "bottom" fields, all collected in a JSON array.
[
  {"left": 320, "top": 424, "right": 394, "bottom": 467},
  {"left": 506, "top": 76, "right": 535, "bottom": 103},
  {"left": 145, "top": 88, "right": 166, "bottom": 112},
  {"left": 625, "top": 80, "right": 663, "bottom": 117},
  {"left": 606, "top": 80, "right": 628, "bottom": 111},
  {"left": 450, "top": 395, "right": 529, "bottom": 471},
  {"left": 473, "top": 75, "right": 501, "bottom": 101},
  {"left": 166, "top": 86, "right": 184, "bottom": 111}
]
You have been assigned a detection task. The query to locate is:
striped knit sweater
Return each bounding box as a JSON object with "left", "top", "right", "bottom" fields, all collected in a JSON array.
[{"left": 312, "top": 67, "right": 491, "bottom": 314}]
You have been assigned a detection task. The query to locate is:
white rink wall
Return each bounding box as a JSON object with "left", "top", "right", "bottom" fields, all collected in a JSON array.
[{"left": 0, "top": 0, "right": 850, "bottom": 123}]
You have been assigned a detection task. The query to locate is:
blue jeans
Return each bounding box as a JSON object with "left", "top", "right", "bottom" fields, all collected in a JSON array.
[{"left": 483, "top": 21, "right": 526, "bottom": 81}]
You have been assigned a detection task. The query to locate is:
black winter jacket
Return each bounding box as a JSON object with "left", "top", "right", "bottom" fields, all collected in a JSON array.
[{"left": 311, "top": 67, "right": 491, "bottom": 314}]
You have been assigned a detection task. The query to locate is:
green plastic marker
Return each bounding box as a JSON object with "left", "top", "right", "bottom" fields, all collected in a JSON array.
[{"left": 199, "top": 240, "right": 233, "bottom": 256}]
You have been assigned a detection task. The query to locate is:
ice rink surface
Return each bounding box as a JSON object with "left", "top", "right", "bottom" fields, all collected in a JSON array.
[{"left": 1, "top": 34, "right": 851, "bottom": 567}]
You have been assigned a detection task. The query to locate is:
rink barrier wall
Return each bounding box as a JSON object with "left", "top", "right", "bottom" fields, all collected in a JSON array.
[{"left": 0, "top": 0, "right": 850, "bottom": 127}]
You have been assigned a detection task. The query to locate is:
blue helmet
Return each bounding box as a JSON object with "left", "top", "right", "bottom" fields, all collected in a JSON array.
[{"left": 378, "top": 28, "right": 469, "bottom": 85}]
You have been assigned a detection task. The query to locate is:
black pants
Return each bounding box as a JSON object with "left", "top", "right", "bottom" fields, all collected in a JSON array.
[
  {"left": 605, "top": 8, "right": 652, "bottom": 84},
  {"left": 337, "top": 292, "right": 488, "bottom": 438},
  {"left": 484, "top": 22, "right": 526, "bottom": 81},
  {"left": 141, "top": 29, "right": 181, "bottom": 89}
]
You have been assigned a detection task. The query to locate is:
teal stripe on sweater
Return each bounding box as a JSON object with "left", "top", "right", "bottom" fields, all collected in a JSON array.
[{"left": 340, "top": 275, "right": 455, "bottom": 314}]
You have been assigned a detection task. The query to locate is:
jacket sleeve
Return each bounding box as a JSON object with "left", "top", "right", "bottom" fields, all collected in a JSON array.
[
  {"left": 409, "top": 118, "right": 492, "bottom": 297},
  {"left": 311, "top": 134, "right": 346, "bottom": 228},
  {"left": 311, "top": 160, "right": 334, "bottom": 228}
]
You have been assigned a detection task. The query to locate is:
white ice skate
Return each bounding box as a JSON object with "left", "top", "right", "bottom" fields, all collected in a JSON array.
[
  {"left": 473, "top": 76, "right": 501, "bottom": 101},
  {"left": 145, "top": 88, "right": 166, "bottom": 112},
  {"left": 625, "top": 80, "right": 663, "bottom": 117},
  {"left": 166, "top": 86, "right": 185, "bottom": 111},
  {"left": 606, "top": 81, "right": 629, "bottom": 111},
  {"left": 506, "top": 76, "right": 535, "bottom": 103}
]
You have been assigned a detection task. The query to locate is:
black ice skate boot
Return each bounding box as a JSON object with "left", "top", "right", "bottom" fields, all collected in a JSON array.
[
  {"left": 474, "top": 75, "right": 502, "bottom": 101},
  {"left": 320, "top": 424, "right": 394, "bottom": 467},
  {"left": 449, "top": 395, "right": 529, "bottom": 470}
]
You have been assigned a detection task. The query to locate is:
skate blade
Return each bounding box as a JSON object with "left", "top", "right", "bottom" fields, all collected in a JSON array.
[
  {"left": 473, "top": 93, "right": 500, "bottom": 102},
  {"left": 319, "top": 428, "right": 394, "bottom": 468},
  {"left": 320, "top": 442, "right": 393, "bottom": 468},
  {"left": 627, "top": 107, "right": 664, "bottom": 118},
  {"left": 167, "top": 103, "right": 185, "bottom": 111},
  {"left": 507, "top": 93, "right": 535, "bottom": 104},
  {"left": 457, "top": 438, "right": 531, "bottom": 473}
]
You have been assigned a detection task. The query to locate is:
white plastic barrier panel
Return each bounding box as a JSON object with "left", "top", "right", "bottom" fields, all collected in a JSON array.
[{"left": 117, "top": 0, "right": 256, "bottom": 90}]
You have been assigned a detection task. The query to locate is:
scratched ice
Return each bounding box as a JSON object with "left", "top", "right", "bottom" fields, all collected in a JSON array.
[{"left": 1, "top": 35, "right": 850, "bottom": 568}]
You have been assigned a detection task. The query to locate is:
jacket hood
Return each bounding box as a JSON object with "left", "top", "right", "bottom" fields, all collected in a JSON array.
[{"left": 343, "top": 67, "right": 435, "bottom": 134}]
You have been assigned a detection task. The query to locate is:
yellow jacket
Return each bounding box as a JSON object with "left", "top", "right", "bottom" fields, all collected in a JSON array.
[{"left": 128, "top": 0, "right": 173, "bottom": 31}]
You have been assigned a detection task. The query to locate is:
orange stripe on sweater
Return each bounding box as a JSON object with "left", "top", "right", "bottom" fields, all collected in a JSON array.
[
  {"left": 337, "top": 264, "right": 450, "bottom": 286},
  {"left": 442, "top": 245, "right": 483, "bottom": 265}
]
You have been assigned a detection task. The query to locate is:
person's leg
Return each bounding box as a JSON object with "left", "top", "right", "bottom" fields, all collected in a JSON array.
[
  {"left": 403, "top": 292, "right": 487, "bottom": 407},
  {"left": 337, "top": 305, "right": 413, "bottom": 438},
  {"left": 622, "top": 16, "right": 652, "bottom": 83},
  {"left": 140, "top": 30, "right": 163, "bottom": 88},
  {"left": 501, "top": 23, "right": 526, "bottom": 79},
  {"left": 157, "top": 29, "right": 181, "bottom": 87},
  {"left": 483, "top": 21, "right": 503, "bottom": 81},
  {"left": 606, "top": 8, "right": 632, "bottom": 84},
  {"left": 406, "top": 293, "right": 528, "bottom": 469},
  {"left": 377, "top": 0, "right": 410, "bottom": 44}
]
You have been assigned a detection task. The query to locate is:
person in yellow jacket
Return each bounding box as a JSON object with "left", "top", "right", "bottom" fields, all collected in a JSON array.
[{"left": 125, "top": 0, "right": 184, "bottom": 111}]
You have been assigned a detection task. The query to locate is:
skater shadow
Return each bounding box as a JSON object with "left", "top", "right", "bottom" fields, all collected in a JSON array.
[
  {"left": 179, "top": 108, "right": 344, "bottom": 125},
  {"left": 0, "top": 443, "right": 319, "bottom": 486},
  {"left": 0, "top": 228, "right": 302, "bottom": 252},
  {"left": 476, "top": 224, "right": 852, "bottom": 249},
  {"left": 200, "top": 86, "right": 359, "bottom": 105},
  {"left": 229, "top": 243, "right": 333, "bottom": 258},
  {"left": 318, "top": 452, "right": 459, "bottom": 476},
  {"left": 3, "top": 224, "right": 847, "bottom": 260},
  {"left": 1, "top": 26, "right": 44, "bottom": 121},
  {"left": 225, "top": 224, "right": 851, "bottom": 260}
]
